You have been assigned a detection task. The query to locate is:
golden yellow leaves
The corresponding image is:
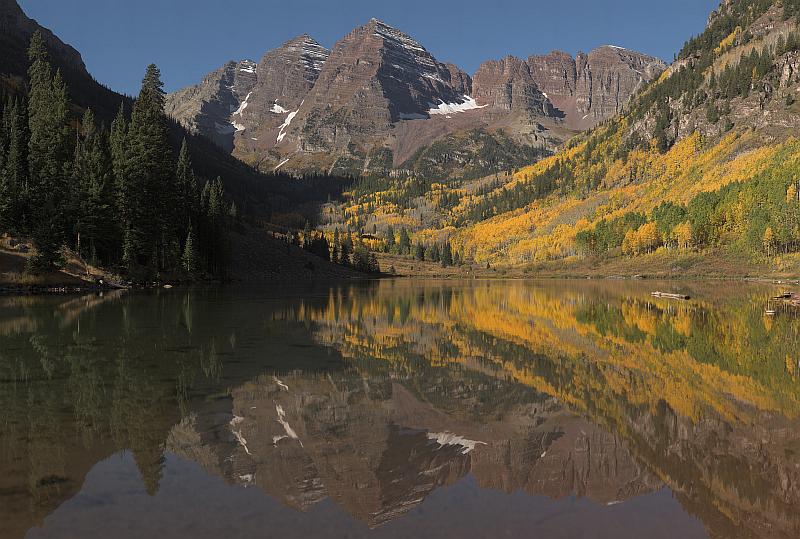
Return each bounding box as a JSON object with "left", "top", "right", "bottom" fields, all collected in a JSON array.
[
  {"left": 715, "top": 27, "right": 742, "bottom": 56},
  {"left": 674, "top": 222, "right": 693, "bottom": 251},
  {"left": 622, "top": 222, "right": 660, "bottom": 256}
]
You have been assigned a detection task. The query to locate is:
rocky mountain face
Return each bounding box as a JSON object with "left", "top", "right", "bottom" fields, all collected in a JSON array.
[
  {"left": 472, "top": 55, "right": 555, "bottom": 117},
  {"left": 164, "top": 60, "right": 259, "bottom": 152},
  {"left": 269, "top": 19, "right": 486, "bottom": 173},
  {"left": 167, "top": 19, "right": 665, "bottom": 177},
  {"left": 526, "top": 46, "right": 667, "bottom": 129},
  {"left": 165, "top": 34, "right": 329, "bottom": 153}
]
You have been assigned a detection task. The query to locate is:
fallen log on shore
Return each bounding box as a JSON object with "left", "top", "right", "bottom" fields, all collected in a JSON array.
[{"left": 651, "top": 292, "right": 691, "bottom": 300}]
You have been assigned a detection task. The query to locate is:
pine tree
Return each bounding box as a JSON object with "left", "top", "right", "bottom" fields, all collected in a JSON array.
[
  {"left": 441, "top": 242, "right": 453, "bottom": 267},
  {"left": 414, "top": 242, "right": 425, "bottom": 261},
  {"left": 303, "top": 219, "right": 312, "bottom": 249},
  {"left": 398, "top": 227, "right": 411, "bottom": 255},
  {"left": 73, "top": 108, "right": 115, "bottom": 264},
  {"left": 368, "top": 252, "right": 379, "bottom": 274},
  {"left": 339, "top": 233, "right": 352, "bottom": 266},
  {"left": 175, "top": 138, "right": 198, "bottom": 240},
  {"left": 125, "top": 64, "right": 174, "bottom": 271},
  {"left": 182, "top": 226, "right": 199, "bottom": 275},
  {"left": 442, "top": 241, "right": 453, "bottom": 268},
  {"left": 331, "top": 228, "right": 340, "bottom": 264},
  {"left": 385, "top": 225, "right": 395, "bottom": 253},
  {"left": 109, "top": 103, "right": 130, "bottom": 263},
  {"left": 428, "top": 243, "right": 440, "bottom": 263},
  {"left": 205, "top": 177, "right": 229, "bottom": 275},
  {"left": 0, "top": 98, "right": 28, "bottom": 230},
  {"left": 26, "top": 31, "right": 73, "bottom": 271}
]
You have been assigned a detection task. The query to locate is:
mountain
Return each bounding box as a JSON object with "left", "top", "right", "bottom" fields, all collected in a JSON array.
[
  {"left": 165, "top": 34, "right": 330, "bottom": 154},
  {"left": 167, "top": 19, "right": 665, "bottom": 178},
  {"left": 0, "top": 0, "right": 369, "bottom": 285},
  {"left": 324, "top": 0, "right": 800, "bottom": 279},
  {"left": 525, "top": 46, "right": 668, "bottom": 130},
  {"left": 0, "top": 0, "right": 121, "bottom": 117},
  {"left": 441, "top": 0, "right": 800, "bottom": 272}
]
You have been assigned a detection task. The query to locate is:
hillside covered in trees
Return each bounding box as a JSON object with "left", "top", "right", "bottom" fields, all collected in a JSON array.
[
  {"left": 0, "top": 27, "right": 367, "bottom": 285},
  {"left": 319, "top": 0, "right": 800, "bottom": 277},
  {"left": 0, "top": 33, "right": 240, "bottom": 281}
]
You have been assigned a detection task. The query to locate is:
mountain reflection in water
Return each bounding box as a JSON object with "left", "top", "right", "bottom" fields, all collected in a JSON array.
[{"left": 1, "top": 280, "right": 799, "bottom": 539}]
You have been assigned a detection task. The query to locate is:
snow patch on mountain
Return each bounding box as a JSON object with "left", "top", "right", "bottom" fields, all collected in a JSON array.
[
  {"left": 428, "top": 96, "right": 488, "bottom": 116},
  {"left": 277, "top": 101, "right": 303, "bottom": 143},
  {"left": 285, "top": 35, "right": 329, "bottom": 73},
  {"left": 275, "top": 404, "right": 302, "bottom": 446},
  {"left": 271, "top": 101, "right": 290, "bottom": 114},
  {"left": 239, "top": 61, "right": 257, "bottom": 74},
  {"left": 233, "top": 92, "right": 252, "bottom": 116},
  {"left": 427, "top": 431, "right": 486, "bottom": 454}
]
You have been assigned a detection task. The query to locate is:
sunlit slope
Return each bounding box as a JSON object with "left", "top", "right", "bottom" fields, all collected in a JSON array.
[
  {"left": 339, "top": 1, "right": 800, "bottom": 273},
  {"left": 453, "top": 131, "right": 799, "bottom": 264}
]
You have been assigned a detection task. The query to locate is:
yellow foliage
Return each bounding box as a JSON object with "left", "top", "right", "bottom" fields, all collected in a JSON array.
[
  {"left": 674, "top": 222, "right": 693, "bottom": 251},
  {"left": 715, "top": 27, "right": 741, "bottom": 55},
  {"left": 453, "top": 131, "right": 800, "bottom": 266},
  {"left": 622, "top": 222, "right": 661, "bottom": 256}
]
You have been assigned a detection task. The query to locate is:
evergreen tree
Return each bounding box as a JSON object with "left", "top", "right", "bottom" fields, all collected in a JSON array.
[
  {"left": 175, "top": 139, "right": 198, "bottom": 240},
  {"left": 303, "top": 219, "right": 312, "bottom": 249},
  {"left": 26, "top": 31, "right": 73, "bottom": 271},
  {"left": 73, "top": 108, "right": 115, "bottom": 264},
  {"left": 339, "top": 233, "right": 353, "bottom": 266},
  {"left": 109, "top": 103, "right": 130, "bottom": 262},
  {"left": 441, "top": 242, "right": 453, "bottom": 267},
  {"left": 205, "top": 177, "right": 228, "bottom": 275},
  {"left": 125, "top": 64, "right": 175, "bottom": 271},
  {"left": 182, "top": 226, "right": 199, "bottom": 275},
  {"left": 331, "top": 228, "right": 340, "bottom": 264},
  {"left": 414, "top": 242, "right": 425, "bottom": 261},
  {"left": 385, "top": 225, "right": 395, "bottom": 253},
  {"left": 428, "top": 243, "right": 441, "bottom": 263},
  {"left": 0, "top": 98, "right": 28, "bottom": 230},
  {"left": 368, "top": 252, "right": 380, "bottom": 274},
  {"left": 398, "top": 227, "right": 411, "bottom": 255}
]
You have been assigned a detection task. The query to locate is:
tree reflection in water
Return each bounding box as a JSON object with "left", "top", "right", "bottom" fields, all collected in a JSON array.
[{"left": 1, "top": 280, "right": 799, "bottom": 538}]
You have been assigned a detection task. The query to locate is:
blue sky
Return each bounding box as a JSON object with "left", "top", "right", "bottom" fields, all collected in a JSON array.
[{"left": 19, "top": 0, "right": 719, "bottom": 96}]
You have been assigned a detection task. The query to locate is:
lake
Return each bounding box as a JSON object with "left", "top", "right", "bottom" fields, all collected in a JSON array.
[{"left": 1, "top": 279, "right": 799, "bottom": 539}]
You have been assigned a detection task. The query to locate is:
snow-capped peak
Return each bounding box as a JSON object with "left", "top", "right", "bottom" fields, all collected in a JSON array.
[
  {"left": 238, "top": 60, "right": 257, "bottom": 75},
  {"left": 284, "top": 34, "right": 330, "bottom": 73}
]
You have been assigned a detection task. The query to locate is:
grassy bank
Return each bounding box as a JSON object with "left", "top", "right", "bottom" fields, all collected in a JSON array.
[{"left": 377, "top": 249, "right": 800, "bottom": 282}]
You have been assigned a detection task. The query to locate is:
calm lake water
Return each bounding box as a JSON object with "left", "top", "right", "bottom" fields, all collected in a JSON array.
[{"left": 2, "top": 279, "right": 800, "bottom": 539}]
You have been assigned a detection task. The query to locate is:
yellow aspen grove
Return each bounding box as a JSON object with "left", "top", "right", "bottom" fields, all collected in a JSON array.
[
  {"left": 763, "top": 226, "right": 776, "bottom": 256},
  {"left": 622, "top": 230, "right": 638, "bottom": 256},
  {"left": 788, "top": 183, "right": 798, "bottom": 204},
  {"left": 637, "top": 222, "right": 661, "bottom": 254},
  {"left": 674, "top": 222, "right": 693, "bottom": 251}
]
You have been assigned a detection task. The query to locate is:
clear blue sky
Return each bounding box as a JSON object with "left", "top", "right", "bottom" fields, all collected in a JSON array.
[{"left": 19, "top": 0, "right": 719, "bottom": 96}]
